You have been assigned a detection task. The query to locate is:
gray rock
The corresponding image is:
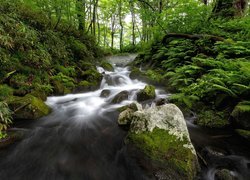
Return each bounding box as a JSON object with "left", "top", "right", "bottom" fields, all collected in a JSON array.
[
  {"left": 100, "top": 89, "right": 111, "bottom": 98},
  {"left": 111, "top": 91, "right": 129, "bottom": 104}
]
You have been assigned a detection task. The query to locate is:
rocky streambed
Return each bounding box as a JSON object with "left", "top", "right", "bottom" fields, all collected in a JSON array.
[{"left": 0, "top": 55, "right": 249, "bottom": 180}]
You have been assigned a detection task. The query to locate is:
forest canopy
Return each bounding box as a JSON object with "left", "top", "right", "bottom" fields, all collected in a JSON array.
[{"left": 19, "top": 0, "right": 250, "bottom": 52}]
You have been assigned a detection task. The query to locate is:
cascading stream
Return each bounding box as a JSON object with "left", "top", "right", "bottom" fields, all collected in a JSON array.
[{"left": 0, "top": 55, "right": 249, "bottom": 180}]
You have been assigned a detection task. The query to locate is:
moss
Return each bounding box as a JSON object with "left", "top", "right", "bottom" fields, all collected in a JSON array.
[
  {"left": 7, "top": 94, "right": 51, "bottom": 120},
  {"left": 100, "top": 61, "right": 114, "bottom": 71},
  {"left": 196, "top": 110, "right": 229, "bottom": 128},
  {"left": 82, "top": 69, "right": 102, "bottom": 82},
  {"left": 0, "top": 84, "right": 13, "bottom": 100},
  {"left": 145, "top": 69, "right": 164, "bottom": 84},
  {"left": 231, "top": 101, "right": 250, "bottom": 130},
  {"left": 129, "top": 67, "right": 145, "bottom": 80},
  {"left": 30, "top": 90, "right": 47, "bottom": 101},
  {"left": 77, "top": 80, "right": 99, "bottom": 91},
  {"left": 52, "top": 80, "right": 68, "bottom": 95},
  {"left": 137, "top": 85, "right": 156, "bottom": 102},
  {"left": 127, "top": 128, "right": 197, "bottom": 179},
  {"left": 235, "top": 129, "right": 250, "bottom": 141}
]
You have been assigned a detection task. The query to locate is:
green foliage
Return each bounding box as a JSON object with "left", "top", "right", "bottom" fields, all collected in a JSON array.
[
  {"left": 0, "top": 101, "right": 12, "bottom": 134},
  {"left": 196, "top": 110, "right": 229, "bottom": 128},
  {"left": 0, "top": 85, "right": 13, "bottom": 101},
  {"left": 52, "top": 73, "right": 76, "bottom": 89}
]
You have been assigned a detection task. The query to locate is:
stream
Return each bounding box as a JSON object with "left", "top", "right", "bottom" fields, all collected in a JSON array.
[{"left": 0, "top": 55, "right": 250, "bottom": 180}]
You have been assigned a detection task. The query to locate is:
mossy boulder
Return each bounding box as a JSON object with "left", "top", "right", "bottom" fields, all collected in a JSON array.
[
  {"left": 129, "top": 67, "right": 146, "bottom": 80},
  {"left": 111, "top": 91, "right": 129, "bottom": 104},
  {"left": 81, "top": 68, "right": 103, "bottom": 90},
  {"left": 0, "top": 84, "right": 13, "bottom": 100},
  {"left": 77, "top": 80, "right": 99, "bottom": 92},
  {"left": 235, "top": 129, "right": 250, "bottom": 141},
  {"left": 136, "top": 85, "right": 156, "bottom": 102},
  {"left": 51, "top": 80, "right": 70, "bottom": 95},
  {"left": 30, "top": 90, "right": 47, "bottom": 101},
  {"left": 195, "top": 110, "right": 229, "bottom": 128},
  {"left": 7, "top": 94, "right": 51, "bottom": 120},
  {"left": 215, "top": 169, "right": 235, "bottom": 180},
  {"left": 122, "top": 104, "right": 199, "bottom": 179},
  {"left": 100, "top": 61, "right": 114, "bottom": 71},
  {"left": 231, "top": 101, "right": 250, "bottom": 130}
]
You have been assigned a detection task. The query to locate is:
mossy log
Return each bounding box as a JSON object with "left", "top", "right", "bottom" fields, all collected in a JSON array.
[{"left": 162, "top": 33, "right": 224, "bottom": 44}]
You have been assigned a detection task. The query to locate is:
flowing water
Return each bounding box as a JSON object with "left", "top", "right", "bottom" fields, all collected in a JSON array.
[{"left": 0, "top": 55, "right": 249, "bottom": 180}]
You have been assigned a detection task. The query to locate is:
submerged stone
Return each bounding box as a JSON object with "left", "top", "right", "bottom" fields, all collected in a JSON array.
[
  {"left": 100, "top": 89, "right": 111, "bottom": 98},
  {"left": 120, "top": 104, "right": 199, "bottom": 179},
  {"left": 111, "top": 91, "right": 129, "bottom": 104}
]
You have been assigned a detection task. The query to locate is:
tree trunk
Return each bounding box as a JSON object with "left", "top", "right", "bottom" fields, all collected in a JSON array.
[
  {"left": 119, "top": 0, "right": 123, "bottom": 51},
  {"left": 76, "top": 0, "right": 86, "bottom": 31},
  {"left": 212, "top": 0, "right": 248, "bottom": 18}
]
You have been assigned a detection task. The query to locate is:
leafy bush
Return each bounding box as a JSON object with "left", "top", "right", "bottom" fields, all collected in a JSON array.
[{"left": 0, "top": 101, "right": 12, "bottom": 138}]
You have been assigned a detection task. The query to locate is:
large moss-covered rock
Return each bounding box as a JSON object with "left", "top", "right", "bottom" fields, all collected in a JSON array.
[
  {"left": 231, "top": 101, "right": 250, "bottom": 130},
  {"left": 136, "top": 85, "right": 156, "bottom": 102},
  {"left": 7, "top": 94, "right": 51, "bottom": 120},
  {"left": 122, "top": 104, "right": 199, "bottom": 180}
]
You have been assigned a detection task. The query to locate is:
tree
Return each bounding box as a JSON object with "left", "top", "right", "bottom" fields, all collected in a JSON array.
[{"left": 212, "top": 0, "right": 248, "bottom": 18}]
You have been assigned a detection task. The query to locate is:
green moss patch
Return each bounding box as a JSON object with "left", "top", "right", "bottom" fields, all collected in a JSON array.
[
  {"left": 196, "top": 110, "right": 229, "bottom": 128},
  {"left": 7, "top": 94, "right": 51, "bottom": 120},
  {"left": 127, "top": 128, "right": 197, "bottom": 179},
  {"left": 235, "top": 129, "right": 250, "bottom": 141},
  {"left": 231, "top": 101, "right": 250, "bottom": 130},
  {"left": 137, "top": 85, "right": 156, "bottom": 102}
]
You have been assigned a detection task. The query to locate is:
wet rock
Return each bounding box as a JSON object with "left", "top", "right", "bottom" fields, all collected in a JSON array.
[
  {"left": 235, "top": 129, "right": 250, "bottom": 141},
  {"left": 155, "top": 98, "right": 167, "bottom": 106},
  {"left": 136, "top": 85, "right": 156, "bottom": 102},
  {"left": 215, "top": 169, "right": 236, "bottom": 180},
  {"left": 122, "top": 104, "right": 199, "bottom": 180},
  {"left": 201, "top": 146, "right": 228, "bottom": 157},
  {"left": 118, "top": 102, "right": 142, "bottom": 126},
  {"left": 0, "top": 129, "right": 28, "bottom": 149},
  {"left": 117, "top": 102, "right": 142, "bottom": 113},
  {"left": 231, "top": 101, "right": 250, "bottom": 130},
  {"left": 7, "top": 94, "right": 51, "bottom": 120},
  {"left": 100, "top": 89, "right": 111, "bottom": 98},
  {"left": 77, "top": 80, "right": 100, "bottom": 92},
  {"left": 111, "top": 91, "right": 129, "bottom": 104},
  {"left": 100, "top": 61, "right": 114, "bottom": 71}
]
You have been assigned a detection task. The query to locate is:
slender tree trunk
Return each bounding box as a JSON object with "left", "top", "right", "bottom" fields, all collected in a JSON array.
[
  {"left": 76, "top": 0, "right": 86, "bottom": 31},
  {"left": 130, "top": 1, "right": 136, "bottom": 46},
  {"left": 119, "top": 0, "right": 123, "bottom": 51}
]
